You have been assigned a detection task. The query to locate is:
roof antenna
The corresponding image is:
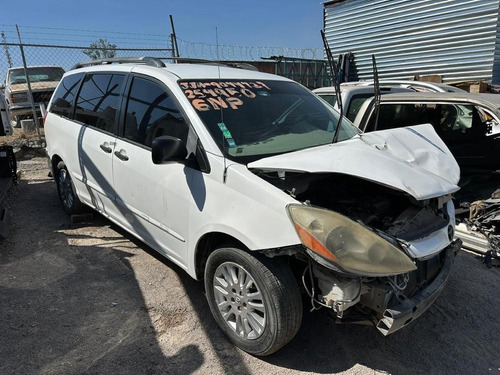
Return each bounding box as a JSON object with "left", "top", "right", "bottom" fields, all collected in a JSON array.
[
  {"left": 372, "top": 54, "right": 381, "bottom": 131},
  {"left": 215, "top": 27, "right": 228, "bottom": 184},
  {"left": 321, "top": 30, "right": 343, "bottom": 144}
]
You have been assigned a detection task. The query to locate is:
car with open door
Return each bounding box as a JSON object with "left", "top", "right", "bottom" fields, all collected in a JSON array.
[{"left": 354, "top": 92, "right": 500, "bottom": 257}]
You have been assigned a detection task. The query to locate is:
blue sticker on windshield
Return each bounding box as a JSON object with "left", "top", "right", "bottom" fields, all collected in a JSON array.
[
  {"left": 218, "top": 123, "right": 237, "bottom": 148},
  {"left": 217, "top": 122, "right": 228, "bottom": 132}
]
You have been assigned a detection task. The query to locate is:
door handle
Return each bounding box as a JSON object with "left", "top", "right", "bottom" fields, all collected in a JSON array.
[
  {"left": 100, "top": 143, "right": 112, "bottom": 153},
  {"left": 114, "top": 149, "right": 129, "bottom": 161}
]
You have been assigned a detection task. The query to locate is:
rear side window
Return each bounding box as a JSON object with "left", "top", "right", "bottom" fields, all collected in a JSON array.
[
  {"left": 371, "top": 103, "right": 477, "bottom": 133},
  {"left": 346, "top": 94, "right": 372, "bottom": 122},
  {"left": 319, "top": 94, "right": 337, "bottom": 107},
  {"left": 74, "top": 73, "right": 125, "bottom": 133},
  {"left": 49, "top": 73, "right": 84, "bottom": 118},
  {"left": 123, "top": 77, "right": 187, "bottom": 148}
]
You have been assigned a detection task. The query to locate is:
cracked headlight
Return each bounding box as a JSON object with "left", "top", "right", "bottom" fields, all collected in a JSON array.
[{"left": 287, "top": 204, "right": 417, "bottom": 276}]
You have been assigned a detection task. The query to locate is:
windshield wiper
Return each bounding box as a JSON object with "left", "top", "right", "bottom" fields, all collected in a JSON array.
[
  {"left": 321, "top": 30, "right": 343, "bottom": 144},
  {"left": 272, "top": 99, "right": 304, "bottom": 126}
]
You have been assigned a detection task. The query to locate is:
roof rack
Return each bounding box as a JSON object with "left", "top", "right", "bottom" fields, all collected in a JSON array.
[
  {"left": 167, "top": 57, "right": 259, "bottom": 71},
  {"left": 71, "top": 56, "right": 166, "bottom": 70},
  {"left": 71, "top": 56, "right": 259, "bottom": 72}
]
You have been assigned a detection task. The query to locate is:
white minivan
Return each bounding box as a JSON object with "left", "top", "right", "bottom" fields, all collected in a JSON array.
[{"left": 45, "top": 57, "right": 462, "bottom": 355}]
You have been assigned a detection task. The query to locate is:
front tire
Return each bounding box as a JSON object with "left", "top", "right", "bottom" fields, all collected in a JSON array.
[
  {"left": 204, "top": 247, "right": 302, "bottom": 356},
  {"left": 55, "top": 161, "right": 85, "bottom": 215}
]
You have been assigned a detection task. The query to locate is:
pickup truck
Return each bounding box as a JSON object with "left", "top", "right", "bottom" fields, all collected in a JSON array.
[{"left": 3, "top": 65, "right": 64, "bottom": 127}]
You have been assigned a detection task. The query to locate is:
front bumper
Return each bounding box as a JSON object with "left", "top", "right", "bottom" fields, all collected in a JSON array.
[{"left": 376, "top": 239, "right": 462, "bottom": 336}]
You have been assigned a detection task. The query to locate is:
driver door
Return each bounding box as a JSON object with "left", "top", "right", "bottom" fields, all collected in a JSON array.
[{"left": 111, "top": 75, "right": 194, "bottom": 267}]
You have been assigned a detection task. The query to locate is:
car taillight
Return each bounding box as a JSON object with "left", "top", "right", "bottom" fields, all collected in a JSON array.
[
  {"left": 43, "top": 111, "right": 48, "bottom": 126},
  {"left": 12, "top": 93, "right": 29, "bottom": 103}
]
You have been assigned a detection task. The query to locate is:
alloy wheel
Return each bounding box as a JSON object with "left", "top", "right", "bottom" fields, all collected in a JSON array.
[
  {"left": 58, "top": 168, "right": 74, "bottom": 210},
  {"left": 212, "top": 261, "right": 266, "bottom": 340}
]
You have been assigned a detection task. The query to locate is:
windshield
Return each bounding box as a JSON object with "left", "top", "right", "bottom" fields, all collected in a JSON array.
[
  {"left": 179, "top": 80, "right": 359, "bottom": 162},
  {"left": 8, "top": 67, "right": 64, "bottom": 85}
]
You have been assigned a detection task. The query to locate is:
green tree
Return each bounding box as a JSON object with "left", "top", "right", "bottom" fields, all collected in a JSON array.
[{"left": 83, "top": 39, "right": 117, "bottom": 60}]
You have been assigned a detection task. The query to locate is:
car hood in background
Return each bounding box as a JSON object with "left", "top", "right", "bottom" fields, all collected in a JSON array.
[{"left": 248, "top": 124, "right": 460, "bottom": 200}]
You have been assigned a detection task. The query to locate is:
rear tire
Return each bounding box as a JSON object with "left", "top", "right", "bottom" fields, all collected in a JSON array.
[
  {"left": 204, "top": 247, "right": 302, "bottom": 356},
  {"left": 55, "top": 161, "right": 85, "bottom": 215}
]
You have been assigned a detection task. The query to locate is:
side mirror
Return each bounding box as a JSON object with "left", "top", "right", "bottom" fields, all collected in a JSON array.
[
  {"left": 0, "top": 83, "right": 5, "bottom": 90},
  {"left": 152, "top": 136, "right": 188, "bottom": 165}
]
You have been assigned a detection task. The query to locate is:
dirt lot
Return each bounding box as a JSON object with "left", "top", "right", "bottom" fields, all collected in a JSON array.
[{"left": 0, "top": 153, "right": 499, "bottom": 374}]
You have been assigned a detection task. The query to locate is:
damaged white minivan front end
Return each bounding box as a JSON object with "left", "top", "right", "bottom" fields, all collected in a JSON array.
[
  {"left": 177, "top": 76, "right": 461, "bottom": 354},
  {"left": 248, "top": 124, "right": 461, "bottom": 335}
]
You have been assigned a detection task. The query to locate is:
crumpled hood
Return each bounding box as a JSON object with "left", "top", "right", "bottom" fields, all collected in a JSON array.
[{"left": 248, "top": 124, "right": 460, "bottom": 200}]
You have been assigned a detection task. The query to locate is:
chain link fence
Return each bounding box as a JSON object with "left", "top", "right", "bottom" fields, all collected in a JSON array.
[
  {"left": 0, "top": 42, "right": 174, "bottom": 131},
  {"left": 0, "top": 43, "right": 175, "bottom": 82},
  {"left": 0, "top": 25, "right": 328, "bottom": 132},
  {"left": 175, "top": 38, "right": 323, "bottom": 61}
]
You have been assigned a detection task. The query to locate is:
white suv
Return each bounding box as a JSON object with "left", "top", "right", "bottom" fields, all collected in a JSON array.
[{"left": 45, "top": 57, "right": 462, "bottom": 355}]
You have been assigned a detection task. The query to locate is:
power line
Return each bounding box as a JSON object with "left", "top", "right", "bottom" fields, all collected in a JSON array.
[
  {"left": 18, "top": 31, "right": 168, "bottom": 42},
  {"left": 12, "top": 37, "right": 169, "bottom": 47},
  {"left": 0, "top": 24, "right": 166, "bottom": 37}
]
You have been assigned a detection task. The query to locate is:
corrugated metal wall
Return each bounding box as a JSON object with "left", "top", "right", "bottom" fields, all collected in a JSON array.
[{"left": 324, "top": 0, "right": 500, "bottom": 83}]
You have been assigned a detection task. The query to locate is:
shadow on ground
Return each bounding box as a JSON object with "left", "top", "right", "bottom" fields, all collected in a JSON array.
[
  {"left": 0, "top": 178, "right": 203, "bottom": 374},
  {"left": 1, "top": 169, "right": 498, "bottom": 375},
  {"left": 126, "top": 223, "right": 500, "bottom": 375}
]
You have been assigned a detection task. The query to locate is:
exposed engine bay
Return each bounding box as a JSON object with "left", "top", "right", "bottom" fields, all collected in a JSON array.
[
  {"left": 260, "top": 171, "right": 452, "bottom": 242},
  {"left": 255, "top": 170, "right": 459, "bottom": 335}
]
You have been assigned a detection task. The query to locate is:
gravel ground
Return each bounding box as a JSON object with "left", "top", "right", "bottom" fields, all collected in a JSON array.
[{"left": 0, "top": 157, "right": 499, "bottom": 375}]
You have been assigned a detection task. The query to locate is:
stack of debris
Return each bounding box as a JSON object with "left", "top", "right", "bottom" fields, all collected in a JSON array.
[{"left": 0, "top": 146, "right": 17, "bottom": 241}]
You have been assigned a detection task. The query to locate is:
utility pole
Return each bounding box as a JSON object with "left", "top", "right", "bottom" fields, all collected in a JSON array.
[
  {"left": 16, "top": 25, "right": 41, "bottom": 141},
  {"left": 169, "top": 15, "right": 180, "bottom": 58},
  {"left": 1, "top": 31, "right": 13, "bottom": 68}
]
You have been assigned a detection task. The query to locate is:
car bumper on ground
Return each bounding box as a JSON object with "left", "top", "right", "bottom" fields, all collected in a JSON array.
[{"left": 376, "top": 238, "right": 462, "bottom": 336}]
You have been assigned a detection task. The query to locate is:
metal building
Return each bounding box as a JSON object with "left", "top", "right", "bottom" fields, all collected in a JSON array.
[{"left": 323, "top": 0, "right": 500, "bottom": 83}]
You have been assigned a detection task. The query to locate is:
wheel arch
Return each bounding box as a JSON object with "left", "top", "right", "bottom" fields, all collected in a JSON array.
[
  {"left": 194, "top": 231, "right": 248, "bottom": 280},
  {"left": 48, "top": 154, "right": 63, "bottom": 178}
]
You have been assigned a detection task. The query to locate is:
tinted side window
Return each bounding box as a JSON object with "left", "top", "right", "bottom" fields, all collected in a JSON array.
[
  {"left": 49, "top": 73, "right": 84, "bottom": 118},
  {"left": 320, "top": 94, "right": 337, "bottom": 107},
  {"left": 74, "top": 74, "right": 125, "bottom": 133},
  {"left": 368, "top": 104, "right": 421, "bottom": 131},
  {"left": 124, "top": 77, "right": 187, "bottom": 148},
  {"left": 346, "top": 94, "right": 372, "bottom": 122},
  {"left": 372, "top": 103, "right": 484, "bottom": 136}
]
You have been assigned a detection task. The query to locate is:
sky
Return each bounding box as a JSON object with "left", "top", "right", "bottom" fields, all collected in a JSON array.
[{"left": 1, "top": 0, "right": 325, "bottom": 50}]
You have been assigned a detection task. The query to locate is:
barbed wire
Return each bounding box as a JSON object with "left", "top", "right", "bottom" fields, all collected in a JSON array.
[
  {"left": 175, "top": 38, "right": 322, "bottom": 61},
  {"left": 0, "top": 25, "right": 323, "bottom": 61},
  {"left": 19, "top": 31, "right": 168, "bottom": 43},
  {"left": 0, "top": 25, "right": 328, "bottom": 91},
  {"left": 0, "top": 25, "right": 170, "bottom": 48}
]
